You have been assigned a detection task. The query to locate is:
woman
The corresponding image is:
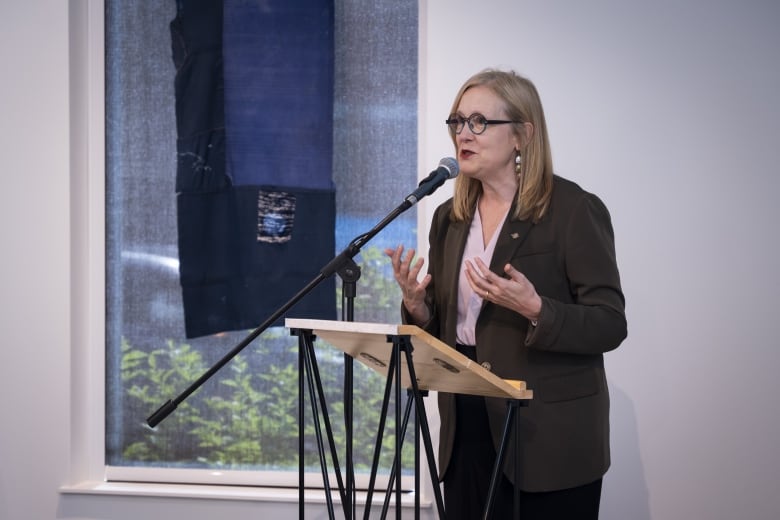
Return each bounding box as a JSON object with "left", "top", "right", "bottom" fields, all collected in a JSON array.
[{"left": 385, "top": 69, "right": 627, "bottom": 519}]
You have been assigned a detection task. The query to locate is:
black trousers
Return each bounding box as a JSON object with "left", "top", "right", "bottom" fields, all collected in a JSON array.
[{"left": 443, "top": 345, "right": 602, "bottom": 519}]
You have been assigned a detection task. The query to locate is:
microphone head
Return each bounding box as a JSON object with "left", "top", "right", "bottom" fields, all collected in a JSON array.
[{"left": 438, "top": 157, "right": 459, "bottom": 179}]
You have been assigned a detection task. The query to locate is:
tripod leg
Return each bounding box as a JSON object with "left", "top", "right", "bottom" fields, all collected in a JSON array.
[
  {"left": 302, "top": 336, "right": 337, "bottom": 519},
  {"left": 401, "top": 340, "right": 446, "bottom": 519},
  {"left": 294, "top": 329, "right": 349, "bottom": 519},
  {"left": 394, "top": 336, "right": 402, "bottom": 519},
  {"left": 363, "top": 351, "right": 397, "bottom": 520},
  {"left": 306, "top": 338, "right": 348, "bottom": 508},
  {"left": 380, "top": 392, "right": 415, "bottom": 518},
  {"left": 483, "top": 400, "right": 520, "bottom": 520},
  {"left": 298, "top": 334, "right": 305, "bottom": 519}
]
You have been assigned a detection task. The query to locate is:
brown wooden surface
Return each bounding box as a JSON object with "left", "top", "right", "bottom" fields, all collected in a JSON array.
[{"left": 286, "top": 318, "right": 533, "bottom": 400}]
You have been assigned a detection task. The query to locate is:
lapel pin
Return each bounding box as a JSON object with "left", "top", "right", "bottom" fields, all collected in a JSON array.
[{"left": 510, "top": 232, "right": 520, "bottom": 239}]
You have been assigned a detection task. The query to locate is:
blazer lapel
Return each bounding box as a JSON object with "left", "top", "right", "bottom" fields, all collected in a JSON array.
[
  {"left": 490, "top": 216, "right": 533, "bottom": 274},
  {"left": 440, "top": 217, "right": 470, "bottom": 342}
]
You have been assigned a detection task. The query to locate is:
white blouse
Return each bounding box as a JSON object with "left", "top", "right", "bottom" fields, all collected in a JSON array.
[{"left": 455, "top": 203, "right": 509, "bottom": 346}]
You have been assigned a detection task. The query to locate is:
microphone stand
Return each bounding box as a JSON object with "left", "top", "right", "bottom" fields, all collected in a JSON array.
[
  {"left": 147, "top": 198, "right": 417, "bottom": 517},
  {"left": 337, "top": 256, "right": 360, "bottom": 520}
]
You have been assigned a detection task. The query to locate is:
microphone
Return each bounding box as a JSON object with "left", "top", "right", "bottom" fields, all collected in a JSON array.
[{"left": 404, "top": 157, "right": 459, "bottom": 206}]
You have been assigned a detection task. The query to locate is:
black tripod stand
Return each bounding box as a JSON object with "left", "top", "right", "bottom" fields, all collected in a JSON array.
[{"left": 291, "top": 327, "right": 447, "bottom": 519}]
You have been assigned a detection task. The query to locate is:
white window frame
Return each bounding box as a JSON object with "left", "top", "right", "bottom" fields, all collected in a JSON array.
[{"left": 64, "top": 0, "right": 437, "bottom": 508}]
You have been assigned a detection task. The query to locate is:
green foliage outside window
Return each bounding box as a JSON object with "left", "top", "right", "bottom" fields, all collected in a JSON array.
[{"left": 120, "top": 245, "right": 417, "bottom": 473}]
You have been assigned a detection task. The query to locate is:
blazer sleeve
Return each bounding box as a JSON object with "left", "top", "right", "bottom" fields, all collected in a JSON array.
[
  {"left": 526, "top": 191, "right": 627, "bottom": 354},
  {"left": 400, "top": 202, "right": 446, "bottom": 337}
]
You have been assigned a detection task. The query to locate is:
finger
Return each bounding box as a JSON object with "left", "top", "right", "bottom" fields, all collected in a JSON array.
[
  {"left": 468, "top": 260, "right": 504, "bottom": 301},
  {"left": 464, "top": 259, "right": 484, "bottom": 280},
  {"left": 394, "top": 245, "right": 405, "bottom": 264},
  {"left": 385, "top": 245, "right": 402, "bottom": 268},
  {"left": 406, "top": 273, "right": 431, "bottom": 300},
  {"left": 403, "top": 248, "right": 417, "bottom": 266},
  {"left": 472, "top": 257, "right": 492, "bottom": 279},
  {"left": 409, "top": 256, "right": 426, "bottom": 280},
  {"left": 386, "top": 246, "right": 408, "bottom": 284},
  {"left": 417, "top": 273, "right": 432, "bottom": 292},
  {"left": 400, "top": 249, "right": 418, "bottom": 280},
  {"left": 464, "top": 263, "right": 485, "bottom": 294},
  {"left": 465, "top": 261, "right": 488, "bottom": 288},
  {"left": 504, "top": 263, "right": 523, "bottom": 280},
  {"left": 395, "top": 246, "right": 411, "bottom": 276}
]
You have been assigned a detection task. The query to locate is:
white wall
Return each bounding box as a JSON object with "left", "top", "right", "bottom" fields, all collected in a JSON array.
[
  {"left": 420, "top": 1, "right": 780, "bottom": 519},
  {"left": 0, "top": 1, "right": 73, "bottom": 520},
  {"left": 1, "top": 0, "right": 779, "bottom": 519}
]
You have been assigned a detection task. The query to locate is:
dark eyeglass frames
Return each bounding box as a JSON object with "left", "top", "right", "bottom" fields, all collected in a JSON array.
[{"left": 445, "top": 113, "right": 523, "bottom": 135}]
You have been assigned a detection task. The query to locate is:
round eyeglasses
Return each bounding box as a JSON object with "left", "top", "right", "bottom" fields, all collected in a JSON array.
[{"left": 445, "top": 113, "right": 523, "bottom": 135}]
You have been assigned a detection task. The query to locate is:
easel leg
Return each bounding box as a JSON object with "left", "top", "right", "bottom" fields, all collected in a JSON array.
[
  {"left": 381, "top": 391, "right": 416, "bottom": 517},
  {"left": 401, "top": 338, "right": 447, "bottom": 519},
  {"left": 484, "top": 399, "right": 527, "bottom": 520},
  {"left": 365, "top": 335, "right": 447, "bottom": 519},
  {"left": 294, "top": 329, "right": 348, "bottom": 519},
  {"left": 363, "top": 351, "right": 397, "bottom": 520},
  {"left": 298, "top": 331, "right": 305, "bottom": 519},
  {"left": 394, "top": 334, "right": 402, "bottom": 518}
]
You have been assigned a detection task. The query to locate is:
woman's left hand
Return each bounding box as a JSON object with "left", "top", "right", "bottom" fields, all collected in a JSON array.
[{"left": 464, "top": 257, "right": 542, "bottom": 322}]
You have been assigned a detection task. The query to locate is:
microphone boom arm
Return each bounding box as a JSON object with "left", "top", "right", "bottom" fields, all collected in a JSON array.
[{"left": 148, "top": 184, "right": 417, "bottom": 427}]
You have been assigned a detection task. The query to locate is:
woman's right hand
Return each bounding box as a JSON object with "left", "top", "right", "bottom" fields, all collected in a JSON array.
[{"left": 384, "top": 245, "right": 432, "bottom": 324}]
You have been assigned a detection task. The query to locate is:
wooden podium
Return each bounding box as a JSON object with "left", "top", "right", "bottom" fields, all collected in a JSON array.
[
  {"left": 287, "top": 318, "right": 532, "bottom": 400},
  {"left": 286, "top": 318, "right": 533, "bottom": 519}
]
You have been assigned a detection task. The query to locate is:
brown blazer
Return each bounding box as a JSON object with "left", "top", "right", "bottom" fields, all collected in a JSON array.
[{"left": 409, "top": 175, "right": 627, "bottom": 492}]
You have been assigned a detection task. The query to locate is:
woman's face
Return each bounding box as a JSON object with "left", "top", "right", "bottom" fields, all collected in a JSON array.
[{"left": 453, "top": 85, "right": 520, "bottom": 182}]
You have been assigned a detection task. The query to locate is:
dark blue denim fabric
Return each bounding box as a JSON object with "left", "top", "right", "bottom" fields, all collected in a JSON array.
[{"left": 171, "top": 0, "right": 336, "bottom": 338}]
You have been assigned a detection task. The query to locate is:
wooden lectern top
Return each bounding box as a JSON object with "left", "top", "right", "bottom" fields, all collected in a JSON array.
[{"left": 286, "top": 319, "right": 532, "bottom": 400}]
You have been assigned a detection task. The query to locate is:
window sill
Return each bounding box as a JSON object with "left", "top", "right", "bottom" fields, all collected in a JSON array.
[{"left": 60, "top": 480, "right": 431, "bottom": 508}]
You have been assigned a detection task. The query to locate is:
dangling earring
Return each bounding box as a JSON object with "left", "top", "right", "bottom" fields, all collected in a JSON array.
[{"left": 515, "top": 150, "right": 523, "bottom": 174}]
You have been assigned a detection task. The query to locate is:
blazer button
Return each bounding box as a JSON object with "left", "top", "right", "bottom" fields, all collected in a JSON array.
[{"left": 480, "top": 361, "right": 492, "bottom": 372}]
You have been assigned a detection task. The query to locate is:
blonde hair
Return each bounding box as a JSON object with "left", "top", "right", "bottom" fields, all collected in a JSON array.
[{"left": 449, "top": 69, "right": 554, "bottom": 223}]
